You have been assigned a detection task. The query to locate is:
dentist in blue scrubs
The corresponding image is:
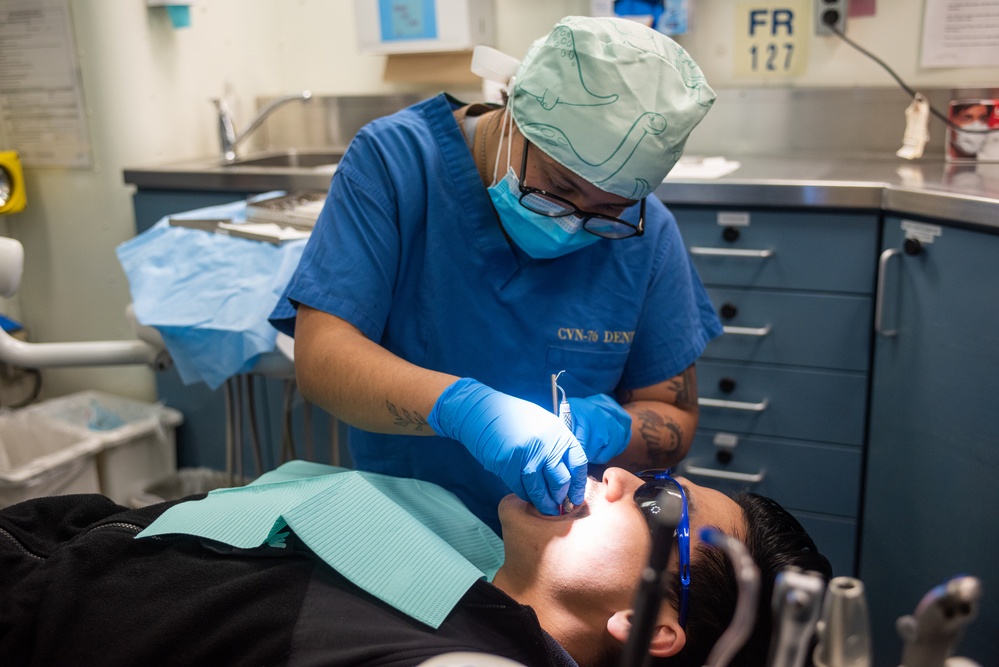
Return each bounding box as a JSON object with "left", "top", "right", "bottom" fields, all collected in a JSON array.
[{"left": 270, "top": 16, "right": 721, "bottom": 533}]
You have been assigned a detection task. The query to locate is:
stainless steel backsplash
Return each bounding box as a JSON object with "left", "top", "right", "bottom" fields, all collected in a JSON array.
[
  {"left": 249, "top": 93, "right": 427, "bottom": 154},
  {"left": 684, "top": 86, "right": 999, "bottom": 159},
  {"left": 255, "top": 87, "right": 999, "bottom": 160}
]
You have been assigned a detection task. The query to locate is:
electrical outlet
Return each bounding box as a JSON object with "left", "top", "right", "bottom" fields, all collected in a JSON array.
[{"left": 814, "top": 0, "right": 847, "bottom": 35}]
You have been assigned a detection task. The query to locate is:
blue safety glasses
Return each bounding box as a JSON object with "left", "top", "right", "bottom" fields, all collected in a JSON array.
[{"left": 634, "top": 469, "right": 691, "bottom": 629}]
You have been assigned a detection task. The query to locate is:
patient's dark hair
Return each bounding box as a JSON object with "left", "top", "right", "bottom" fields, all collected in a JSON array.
[{"left": 656, "top": 492, "right": 832, "bottom": 667}]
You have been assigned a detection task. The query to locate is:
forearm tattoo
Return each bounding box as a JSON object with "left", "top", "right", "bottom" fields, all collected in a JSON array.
[
  {"left": 635, "top": 408, "right": 683, "bottom": 468},
  {"left": 386, "top": 400, "right": 429, "bottom": 432},
  {"left": 619, "top": 365, "right": 697, "bottom": 412},
  {"left": 668, "top": 365, "right": 698, "bottom": 411}
]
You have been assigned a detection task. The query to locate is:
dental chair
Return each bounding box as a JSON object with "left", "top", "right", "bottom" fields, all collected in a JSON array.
[{"left": 0, "top": 236, "right": 167, "bottom": 371}]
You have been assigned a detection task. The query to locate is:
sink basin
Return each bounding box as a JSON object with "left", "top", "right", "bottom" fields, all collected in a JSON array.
[
  {"left": 224, "top": 150, "right": 343, "bottom": 169},
  {"left": 124, "top": 148, "right": 347, "bottom": 193}
]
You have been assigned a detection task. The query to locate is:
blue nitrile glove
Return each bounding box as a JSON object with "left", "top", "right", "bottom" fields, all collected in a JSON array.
[
  {"left": 566, "top": 394, "right": 632, "bottom": 464},
  {"left": 427, "top": 378, "right": 588, "bottom": 516}
]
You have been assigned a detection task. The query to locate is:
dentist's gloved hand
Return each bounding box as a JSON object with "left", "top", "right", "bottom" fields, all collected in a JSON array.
[
  {"left": 428, "top": 377, "right": 587, "bottom": 516},
  {"left": 567, "top": 394, "right": 632, "bottom": 464}
]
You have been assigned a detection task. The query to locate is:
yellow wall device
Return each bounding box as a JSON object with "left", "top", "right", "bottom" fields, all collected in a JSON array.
[{"left": 0, "top": 151, "right": 27, "bottom": 215}]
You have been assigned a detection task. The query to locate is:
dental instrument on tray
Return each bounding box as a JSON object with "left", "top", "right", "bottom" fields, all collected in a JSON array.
[
  {"left": 550, "top": 370, "right": 574, "bottom": 514},
  {"left": 619, "top": 485, "right": 684, "bottom": 667},
  {"left": 702, "top": 527, "right": 761, "bottom": 667},
  {"left": 168, "top": 215, "right": 310, "bottom": 245},
  {"left": 766, "top": 568, "right": 826, "bottom": 667},
  {"left": 896, "top": 575, "right": 982, "bottom": 667},
  {"left": 813, "top": 576, "right": 871, "bottom": 667}
]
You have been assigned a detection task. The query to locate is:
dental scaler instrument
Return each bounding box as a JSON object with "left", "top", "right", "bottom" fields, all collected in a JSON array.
[
  {"left": 551, "top": 371, "right": 574, "bottom": 514},
  {"left": 702, "top": 527, "right": 761, "bottom": 667},
  {"left": 896, "top": 575, "right": 983, "bottom": 667},
  {"left": 551, "top": 370, "right": 572, "bottom": 429},
  {"left": 620, "top": 487, "right": 683, "bottom": 667},
  {"left": 813, "top": 577, "right": 871, "bottom": 667},
  {"left": 766, "top": 568, "right": 826, "bottom": 667}
]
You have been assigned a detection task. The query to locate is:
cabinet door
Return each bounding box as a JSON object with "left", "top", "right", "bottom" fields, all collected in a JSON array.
[
  {"left": 860, "top": 218, "right": 999, "bottom": 665},
  {"left": 132, "top": 190, "right": 257, "bottom": 233}
]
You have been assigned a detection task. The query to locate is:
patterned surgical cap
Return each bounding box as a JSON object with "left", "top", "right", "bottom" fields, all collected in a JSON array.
[{"left": 511, "top": 16, "right": 715, "bottom": 200}]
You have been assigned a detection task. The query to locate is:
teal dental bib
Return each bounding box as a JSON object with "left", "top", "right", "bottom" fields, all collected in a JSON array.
[{"left": 137, "top": 461, "right": 504, "bottom": 628}]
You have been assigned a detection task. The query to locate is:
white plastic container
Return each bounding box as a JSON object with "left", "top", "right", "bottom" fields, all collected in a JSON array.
[
  {"left": 0, "top": 410, "right": 103, "bottom": 508},
  {"left": 26, "top": 391, "right": 184, "bottom": 506}
]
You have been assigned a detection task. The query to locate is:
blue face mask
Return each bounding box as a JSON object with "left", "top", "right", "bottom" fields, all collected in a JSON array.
[{"left": 487, "top": 167, "right": 601, "bottom": 259}]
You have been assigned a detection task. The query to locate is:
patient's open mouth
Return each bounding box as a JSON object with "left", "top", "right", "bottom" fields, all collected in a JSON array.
[
  {"left": 525, "top": 477, "right": 598, "bottom": 520},
  {"left": 527, "top": 498, "right": 590, "bottom": 520}
]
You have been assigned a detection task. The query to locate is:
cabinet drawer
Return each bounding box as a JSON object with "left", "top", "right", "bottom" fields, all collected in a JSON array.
[
  {"left": 697, "top": 360, "right": 868, "bottom": 446},
  {"left": 704, "top": 287, "right": 872, "bottom": 371},
  {"left": 673, "top": 208, "right": 878, "bottom": 293},
  {"left": 681, "top": 431, "right": 861, "bottom": 517},
  {"left": 792, "top": 511, "right": 856, "bottom": 577}
]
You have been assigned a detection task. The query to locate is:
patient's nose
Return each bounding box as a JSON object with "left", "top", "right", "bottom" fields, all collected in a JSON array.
[{"left": 601, "top": 467, "right": 636, "bottom": 502}]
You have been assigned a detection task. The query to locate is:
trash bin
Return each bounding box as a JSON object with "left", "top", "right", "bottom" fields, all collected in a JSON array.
[
  {"left": 25, "top": 391, "right": 183, "bottom": 506},
  {"left": 0, "top": 409, "right": 103, "bottom": 508},
  {"left": 130, "top": 467, "right": 246, "bottom": 507}
]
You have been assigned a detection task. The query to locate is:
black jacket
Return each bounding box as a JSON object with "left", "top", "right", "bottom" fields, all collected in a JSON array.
[{"left": 0, "top": 494, "right": 577, "bottom": 667}]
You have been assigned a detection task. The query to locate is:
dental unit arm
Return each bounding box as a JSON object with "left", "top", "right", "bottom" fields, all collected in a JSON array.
[
  {"left": 0, "top": 236, "right": 168, "bottom": 370},
  {"left": 813, "top": 576, "right": 872, "bottom": 667},
  {"left": 766, "top": 568, "right": 826, "bottom": 667},
  {"left": 702, "top": 527, "right": 762, "bottom": 667},
  {"left": 897, "top": 575, "right": 982, "bottom": 667}
]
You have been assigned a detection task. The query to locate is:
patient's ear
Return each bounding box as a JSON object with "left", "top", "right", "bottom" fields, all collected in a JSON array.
[{"left": 607, "top": 610, "right": 686, "bottom": 658}]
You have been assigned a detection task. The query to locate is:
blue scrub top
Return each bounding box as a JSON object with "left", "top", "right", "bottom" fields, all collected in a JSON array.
[{"left": 270, "top": 94, "right": 721, "bottom": 533}]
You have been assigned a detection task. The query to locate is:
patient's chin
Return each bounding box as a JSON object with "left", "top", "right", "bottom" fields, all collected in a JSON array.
[{"left": 496, "top": 494, "right": 525, "bottom": 525}]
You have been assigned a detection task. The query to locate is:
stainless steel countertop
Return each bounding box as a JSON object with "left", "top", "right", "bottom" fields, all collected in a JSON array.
[
  {"left": 656, "top": 156, "right": 999, "bottom": 230},
  {"left": 124, "top": 151, "right": 341, "bottom": 194},
  {"left": 124, "top": 153, "right": 999, "bottom": 231}
]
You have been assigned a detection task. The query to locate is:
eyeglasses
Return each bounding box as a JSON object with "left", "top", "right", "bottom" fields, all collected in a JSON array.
[
  {"left": 634, "top": 469, "right": 691, "bottom": 629},
  {"left": 517, "top": 137, "right": 645, "bottom": 240}
]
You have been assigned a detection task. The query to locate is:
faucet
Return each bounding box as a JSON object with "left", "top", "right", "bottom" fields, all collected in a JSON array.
[{"left": 212, "top": 90, "right": 313, "bottom": 162}]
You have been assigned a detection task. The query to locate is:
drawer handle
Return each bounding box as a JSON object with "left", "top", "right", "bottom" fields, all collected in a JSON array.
[
  {"left": 875, "top": 241, "right": 923, "bottom": 337},
  {"left": 683, "top": 464, "right": 766, "bottom": 484},
  {"left": 875, "top": 247, "right": 901, "bottom": 337},
  {"left": 699, "top": 397, "right": 770, "bottom": 411},
  {"left": 689, "top": 247, "right": 774, "bottom": 258},
  {"left": 722, "top": 324, "right": 772, "bottom": 337}
]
